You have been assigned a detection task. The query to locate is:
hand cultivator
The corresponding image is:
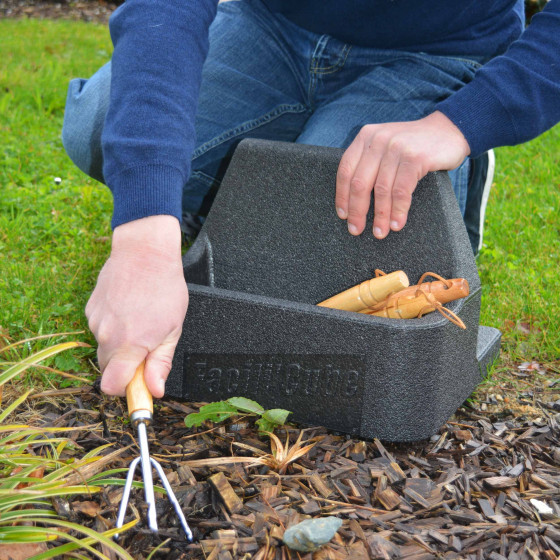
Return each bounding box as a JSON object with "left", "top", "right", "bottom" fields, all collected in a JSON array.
[{"left": 115, "top": 362, "right": 193, "bottom": 541}]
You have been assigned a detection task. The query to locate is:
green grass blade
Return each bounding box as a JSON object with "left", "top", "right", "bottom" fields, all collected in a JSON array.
[
  {"left": 0, "top": 486, "right": 101, "bottom": 511},
  {"left": 0, "top": 526, "right": 59, "bottom": 543},
  {"left": 0, "top": 332, "right": 85, "bottom": 355},
  {"left": 0, "top": 390, "right": 33, "bottom": 422},
  {"left": 146, "top": 538, "right": 171, "bottom": 560},
  {"left": 0, "top": 342, "right": 89, "bottom": 387},
  {"left": 23, "top": 518, "right": 138, "bottom": 560},
  {"left": 0, "top": 509, "right": 58, "bottom": 523}
]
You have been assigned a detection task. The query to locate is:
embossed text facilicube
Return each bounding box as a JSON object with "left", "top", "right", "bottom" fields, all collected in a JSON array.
[{"left": 192, "top": 357, "right": 361, "bottom": 398}]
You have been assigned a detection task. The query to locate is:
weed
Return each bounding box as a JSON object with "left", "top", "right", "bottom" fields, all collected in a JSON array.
[{"left": 185, "top": 396, "right": 291, "bottom": 434}]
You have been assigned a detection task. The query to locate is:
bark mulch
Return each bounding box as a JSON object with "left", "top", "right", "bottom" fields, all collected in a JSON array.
[
  {"left": 0, "top": 0, "right": 118, "bottom": 24},
  {"left": 31, "top": 379, "right": 560, "bottom": 560}
]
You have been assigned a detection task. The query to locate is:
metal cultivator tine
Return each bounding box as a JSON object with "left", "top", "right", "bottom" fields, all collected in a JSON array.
[
  {"left": 150, "top": 457, "right": 193, "bottom": 542},
  {"left": 114, "top": 362, "right": 193, "bottom": 542}
]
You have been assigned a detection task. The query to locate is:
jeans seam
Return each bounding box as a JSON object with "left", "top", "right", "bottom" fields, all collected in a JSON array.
[
  {"left": 442, "top": 56, "right": 482, "bottom": 70},
  {"left": 191, "top": 169, "right": 221, "bottom": 187},
  {"left": 314, "top": 44, "right": 353, "bottom": 74},
  {"left": 308, "top": 35, "right": 328, "bottom": 106},
  {"left": 192, "top": 103, "right": 310, "bottom": 160}
]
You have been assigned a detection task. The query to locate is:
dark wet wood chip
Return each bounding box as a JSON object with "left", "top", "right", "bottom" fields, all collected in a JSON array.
[
  {"left": 309, "top": 472, "right": 333, "bottom": 498},
  {"left": 448, "top": 509, "right": 484, "bottom": 525},
  {"left": 376, "top": 488, "right": 401, "bottom": 511},
  {"left": 402, "top": 488, "right": 431, "bottom": 509},
  {"left": 208, "top": 472, "right": 243, "bottom": 514},
  {"left": 477, "top": 498, "right": 495, "bottom": 518},
  {"left": 545, "top": 526, "right": 560, "bottom": 542},
  {"left": 427, "top": 530, "right": 448, "bottom": 546}
]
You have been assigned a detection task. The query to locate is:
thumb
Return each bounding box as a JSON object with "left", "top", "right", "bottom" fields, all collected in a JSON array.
[
  {"left": 100, "top": 348, "right": 149, "bottom": 396},
  {"left": 144, "top": 340, "right": 177, "bottom": 398}
]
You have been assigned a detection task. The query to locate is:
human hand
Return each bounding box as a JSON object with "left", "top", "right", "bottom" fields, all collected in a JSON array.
[
  {"left": 335, "top": 111, "right": 471, "bottom": 239},
  {"left": 86, "top": 215, "right": 188, "bottom": 398}
]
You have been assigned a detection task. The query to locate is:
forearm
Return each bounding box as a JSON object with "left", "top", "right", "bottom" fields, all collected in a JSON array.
[
  {"left": 102, "top": 0, "right": 219, "bottom": 228},
  {"left": 436, "top": 0, "right": 560, "bottom": 157}
]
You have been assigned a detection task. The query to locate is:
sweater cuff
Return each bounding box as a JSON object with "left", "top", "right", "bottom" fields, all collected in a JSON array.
[
  {"left": 107, "top": 164, "right": 184, "bottom": 229},
  {"left": 436, "top": 82, "right": 518, "bottom": 158}
]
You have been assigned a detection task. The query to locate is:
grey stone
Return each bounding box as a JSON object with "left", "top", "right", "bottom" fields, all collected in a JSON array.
[
  {"left": 283, "top": 516, "right": 343, "bottom": 552},
  {"left": 166, "top": 139, "right": 501, "bottom": 442}
]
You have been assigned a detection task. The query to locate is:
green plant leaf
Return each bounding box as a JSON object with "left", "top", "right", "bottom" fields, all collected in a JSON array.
[
  {"left": 261, "top": 408, "right": 291, "bottom": 426},
  {"left": 255, "top": 408, "right": 291, "bottom": 433},
  {"left": 53, "top": 353, "right": 82, "bottom": 372},
  {"left": 185, "top": 400, "right": 239, "bottom": 428},
  {"left": 255, "top": 418, "right": 276, "bottom": 433},
  {"left": 226, "top": 397, "right": 264, "bottom": 415}
]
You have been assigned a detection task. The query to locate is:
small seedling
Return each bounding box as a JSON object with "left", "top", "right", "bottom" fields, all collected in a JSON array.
[{"left": 184, "top": 396, "right": 291, "bottom": 433}]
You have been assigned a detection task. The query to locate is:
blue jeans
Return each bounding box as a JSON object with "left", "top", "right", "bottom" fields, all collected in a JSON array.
[{"left": 63, "top": 0, "right": 481, "bottom": 223}]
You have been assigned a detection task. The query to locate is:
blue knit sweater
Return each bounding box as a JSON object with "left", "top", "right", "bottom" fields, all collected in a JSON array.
[{"left": 101, "top": 0, "right": 560, "bottom": 228}]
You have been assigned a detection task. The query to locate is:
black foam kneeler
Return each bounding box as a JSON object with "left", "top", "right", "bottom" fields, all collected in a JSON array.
[{"left": 166, "top": 139, "right": 500, "bottom": 442}]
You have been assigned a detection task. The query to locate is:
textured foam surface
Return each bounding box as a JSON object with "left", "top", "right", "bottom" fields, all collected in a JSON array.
[{"left": 167, "top": 139, "right": 501, "bottom": 441}]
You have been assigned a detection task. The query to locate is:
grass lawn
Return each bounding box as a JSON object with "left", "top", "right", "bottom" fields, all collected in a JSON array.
[{"left": 1, "top": 18, "right": 559, "bottom": 389}]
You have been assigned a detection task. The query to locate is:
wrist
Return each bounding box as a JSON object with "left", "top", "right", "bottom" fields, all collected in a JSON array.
[
  {"left": 111, "top": 215, "right": 182, "bottom": 261},
  {"left": 427, "top": 111, "right": 471, "bottom": 157}
]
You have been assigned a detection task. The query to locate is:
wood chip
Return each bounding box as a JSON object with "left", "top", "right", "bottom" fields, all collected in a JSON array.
[
  {"left": 309, "top": 472, "right": 333, "bottom": 498},
  {"left": 71, "top": 500, "right": 101, "bottom": 518},
  {"left": 209, "top": 472, "right": 244, "bottom": 514},
  {"left": 483, "top": 476, "right": 518, "bottom": 489},
  {"left": 376, "top": 488, "right": 401, "bottom": 511}
]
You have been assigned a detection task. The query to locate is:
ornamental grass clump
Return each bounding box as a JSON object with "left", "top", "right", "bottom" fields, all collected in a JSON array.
[{"left": 0, "top": 335, "right": 136, "bottom": 559}]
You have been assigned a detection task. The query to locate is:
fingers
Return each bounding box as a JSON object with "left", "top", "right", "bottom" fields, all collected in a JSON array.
[
  {"left": 335, "top": 132, "right": 365, "bottom": 221},
  {"left": 336, "top": 125, "right": 423, "bottom": 239},
  {"left": 99, "top": 347, "right": 148, "bottom": 396},
  {"left": 387, "top": 159, "right": 418, "bottom": 232},
  {"left": 144, "top": 335, "right": 181, "bottom": 398},
  {"left": 98, "top": 332, "right": 180, "bottom": 398},
  {"left": 346, "top": 141, "right": 384, "bottom": 236},
  {"left": 369, "top": 148, "right": 399, "bottom": 239},
  {"left": 372, "top": 153, "right": 420, "bottom": 237}
]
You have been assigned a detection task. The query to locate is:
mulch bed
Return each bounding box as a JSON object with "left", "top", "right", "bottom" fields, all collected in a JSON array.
[
  {"left": 0, "top": 0, "right": 118, "bottom": 23},
  {"left": 31, "top": 378, "right": 560, "bottom": 560}
]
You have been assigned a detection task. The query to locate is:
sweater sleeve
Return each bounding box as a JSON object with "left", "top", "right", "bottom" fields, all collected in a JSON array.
[
  {"left": 436, "top": 0, "right": 560, "bottom": 158},
  {"left": 101, "top": 0, "right": 218, "bottom": 229}
]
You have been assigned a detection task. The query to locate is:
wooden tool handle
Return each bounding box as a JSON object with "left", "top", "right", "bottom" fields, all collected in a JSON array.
[
  {"left": 371, "top": 278, "right": 469, "bottom": 307},
  {"left": 366, "top": 293, "right": 437, "bottom": 319},
  {"left": 126, "top": 362, "right": 153, "bottom": 417},
  {"left": 317, "top": 270, "right": 409, "bottom": 312},
  {"left": 422, "top": 278, "right": 469, "bottom": 304},
  {"left": 366, "top": 292, "right": 466, "bottom": 328}
]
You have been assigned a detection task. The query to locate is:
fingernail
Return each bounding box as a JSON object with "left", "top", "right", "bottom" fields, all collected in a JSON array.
[
  {"left": 337, "top": 207, "right": 347, "bottom": 219},
  {"left": 157, "top": 377, "right": 166, "bottom": 395},
  {"left": 348, "top": 223, "right": 358, "bottom": 235},
  {"left": 373, "top": 227, "right": 383, "bottom": 238},
  {"left": 390, "top": 220, "right": 399, "bottom": 230}
]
